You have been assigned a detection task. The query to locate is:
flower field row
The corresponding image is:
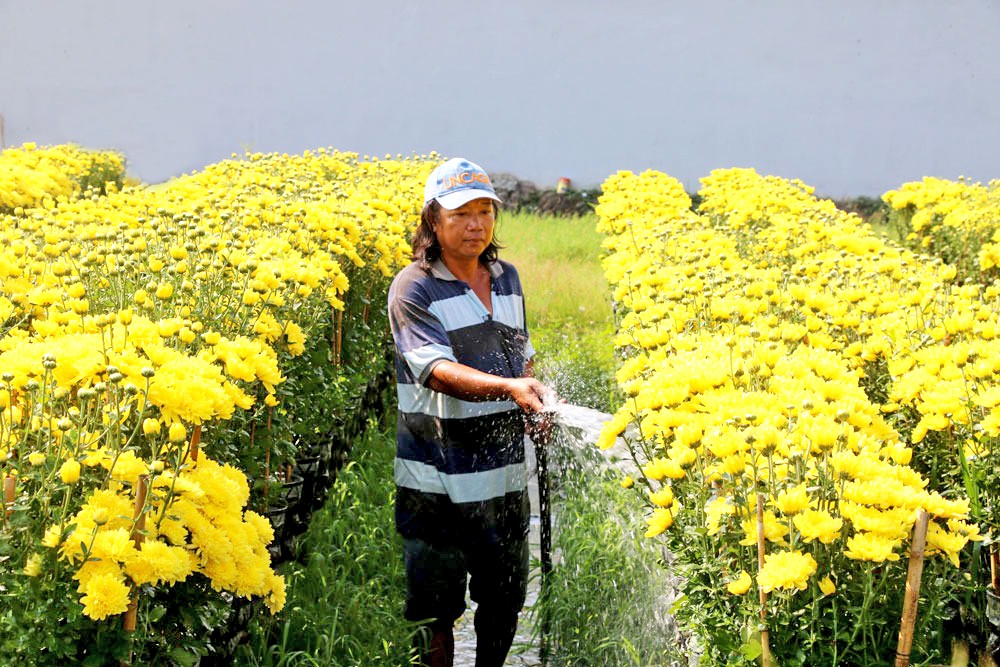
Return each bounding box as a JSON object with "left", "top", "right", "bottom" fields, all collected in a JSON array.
[
  {"left": 0, "top": 142, "right": 128, "bottom": 212},
  {"left": 884, "top": 175, "right": 1000, "bottom": 280},
  {"left": 595, "top": 167, "right": 998, "bottom": 664},
  {"left": 0, "top": 144, "right": 435, "bottom": 663}
]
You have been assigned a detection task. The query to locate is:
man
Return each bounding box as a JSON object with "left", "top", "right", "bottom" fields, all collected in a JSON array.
[{"left": 388, "top": 158, "right": 552, "bottom": 667}]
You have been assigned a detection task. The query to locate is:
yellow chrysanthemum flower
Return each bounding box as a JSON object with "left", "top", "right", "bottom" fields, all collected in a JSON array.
[
  {"left": 792, "top": 509, "right": 843, "bottom": 544},
  {"left": 843, "top": 532, "right": 902, "bottom": 562},
  {"left": 79, "top": 573, "right": 131, "bottom": 621},
  {"left": 739, "top": 510, "right": 789, "bottom": 547},
  {"left": 774, "top": 483, "right": 812, "bottom": 515},
  {"left": 726, "top": 570, "right": 752, "bottom": 595},
  {"left": 756, "top": 550, "right": 817, "bottom": 593},
  {"left": 644, "top": 507, "right": 675, "bottom": 538},
  {"left": 124, "top": 540, "right": 195, "bottom": 586}
]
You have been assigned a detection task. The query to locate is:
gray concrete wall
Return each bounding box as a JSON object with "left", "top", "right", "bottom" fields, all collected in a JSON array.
[{"left": 2, "top": 1, "right": 997, "bottom": 195}]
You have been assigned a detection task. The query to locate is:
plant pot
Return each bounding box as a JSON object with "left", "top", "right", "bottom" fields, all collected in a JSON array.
[
  {"left": 295, "top": 455, "right": 321, "bottom": 496},
  {"left": 280, "top": 473, "right": 305, "bottom": 508},
  {"left": 266, "top": 503, "right": 290, "bottom": 563},
  {"left": 987, "top": 589, "right": 999, "bottom": 630},
  {"left": 295, "top": 454, "right": 321, "bottom": 477},
  {"left": 266, "top": 503, "right": 290, "bottom": 535}
]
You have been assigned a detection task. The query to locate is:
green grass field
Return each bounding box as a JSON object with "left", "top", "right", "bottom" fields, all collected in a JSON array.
[{"left": 497, "top": 211, "right": 611, "bottom": 330}]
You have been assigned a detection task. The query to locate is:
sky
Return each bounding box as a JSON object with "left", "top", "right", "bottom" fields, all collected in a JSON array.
[{"left": 2, "top": 0, "right": 998, "bottom": 196}]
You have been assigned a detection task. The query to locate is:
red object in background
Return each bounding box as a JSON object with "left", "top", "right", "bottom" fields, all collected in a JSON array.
[{"left": 556, "top": 177, "right": 571, "bottom": 194}]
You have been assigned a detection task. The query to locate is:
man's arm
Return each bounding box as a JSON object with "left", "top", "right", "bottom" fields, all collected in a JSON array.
[{"left": 427, "top": 360, "right": 549, "bottom": 413}]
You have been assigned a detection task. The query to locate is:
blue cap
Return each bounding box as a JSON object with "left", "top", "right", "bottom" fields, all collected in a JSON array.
[{"left": 424, "top": 158, "right": 502, "bottom": 210}]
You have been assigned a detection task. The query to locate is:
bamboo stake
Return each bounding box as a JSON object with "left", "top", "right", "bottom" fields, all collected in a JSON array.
[
  {"left": 330, "top": 308, "right": 337, "bottom": 361},
  {"left": 894, "top": 509, "right": 930, "bottom": 667},
  {"left": 263, "top": 407, "right": 272, "bottom": 510},
  {"left": 991, "top": 545, "right": 999, "bottom": 594},
  {"left": 363, "top": 286, "right": 372, "bottom": 326},
  {"left": 189, "top": 424, "right": 202, "bottom": 462},
  {"left": 756, "top": 493, "right": 772, "bottom": 667},
  {"left": 123, "top": 474, "right": 150, "bottom": 665},
  {"left": 3, "top": 476, "right": 14, "bottom": 517},
  {"left": 334, "top": 308, "right": 343, "bottom": 366}
]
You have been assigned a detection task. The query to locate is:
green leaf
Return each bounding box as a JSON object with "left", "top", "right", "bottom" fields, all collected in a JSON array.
[
  {"left": 740, "top": 637, "right": 763, "bottom": 661},
  {"left": 169, "top": 647, "right": 200, "bottom": 667},
  {"left": 148, "top": 604, "right": 167, "bottom": 623}
]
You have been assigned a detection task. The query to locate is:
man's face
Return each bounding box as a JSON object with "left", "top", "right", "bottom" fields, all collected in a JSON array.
[{"left": 434, "top": 198, "right": 495, "bottom": 262}]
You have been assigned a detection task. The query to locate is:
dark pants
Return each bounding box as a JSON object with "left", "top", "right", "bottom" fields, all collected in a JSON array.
[{"left": 404, "top": 533, "right": 529, "bottom": 667}]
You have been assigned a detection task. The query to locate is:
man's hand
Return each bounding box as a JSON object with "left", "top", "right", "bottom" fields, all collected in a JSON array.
[
  {"left": 511, "top": 377, "right": 557, "bottom": 444},
  {"left": 506, "top": 376, "right": 552, "bottom": 413}
]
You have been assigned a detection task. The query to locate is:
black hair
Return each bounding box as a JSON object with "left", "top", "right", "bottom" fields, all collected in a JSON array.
[{"left": 411, "top": 199, "right": 503, "bottom": 270}]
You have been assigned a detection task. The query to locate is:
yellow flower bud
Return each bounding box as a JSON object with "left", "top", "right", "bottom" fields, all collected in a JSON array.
[
  {"left": 168, "top": 422, "right": 187, "bottom": 443},
  {"left": 28, "top": 451, "right": 46, "bottom": 466},
  {"left": 142, "top": 418, "right": 161, "bottom": 436},
  {"left": 59, "top": 459, "right": 81, "bottom": 484},
  {"left": 23, "top": 553, "right": 43, "bottom": 577},
  {"left": 155, "top": 283, "right": 174, "bottom": 300}
]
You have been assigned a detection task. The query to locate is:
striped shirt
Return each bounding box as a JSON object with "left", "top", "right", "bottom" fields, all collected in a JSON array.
[{"left": 388, "top": 258, "right": 535, "bottom": 544}]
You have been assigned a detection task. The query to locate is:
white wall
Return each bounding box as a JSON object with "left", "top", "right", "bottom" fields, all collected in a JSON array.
[{"left": 2, "top": 0, "right": 997, "bottom": 196}]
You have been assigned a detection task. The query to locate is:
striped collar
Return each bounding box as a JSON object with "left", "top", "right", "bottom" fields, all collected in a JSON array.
[{"left": 430, "top": 259, "right": 504, "bottom": 282}]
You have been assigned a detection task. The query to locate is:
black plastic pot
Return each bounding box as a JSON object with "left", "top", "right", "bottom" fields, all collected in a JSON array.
[
  {"left": 266, "top": 503, "right": 290, "bottom": 562},
  {"left": 280, "top": 473, "right": 305, "bottom": 508},
  {"left": 294, "top": 455, "right": 321, "bottom": 497},
  {"left": 295, "top": 454, "right": 321, "bottom": 477}
]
